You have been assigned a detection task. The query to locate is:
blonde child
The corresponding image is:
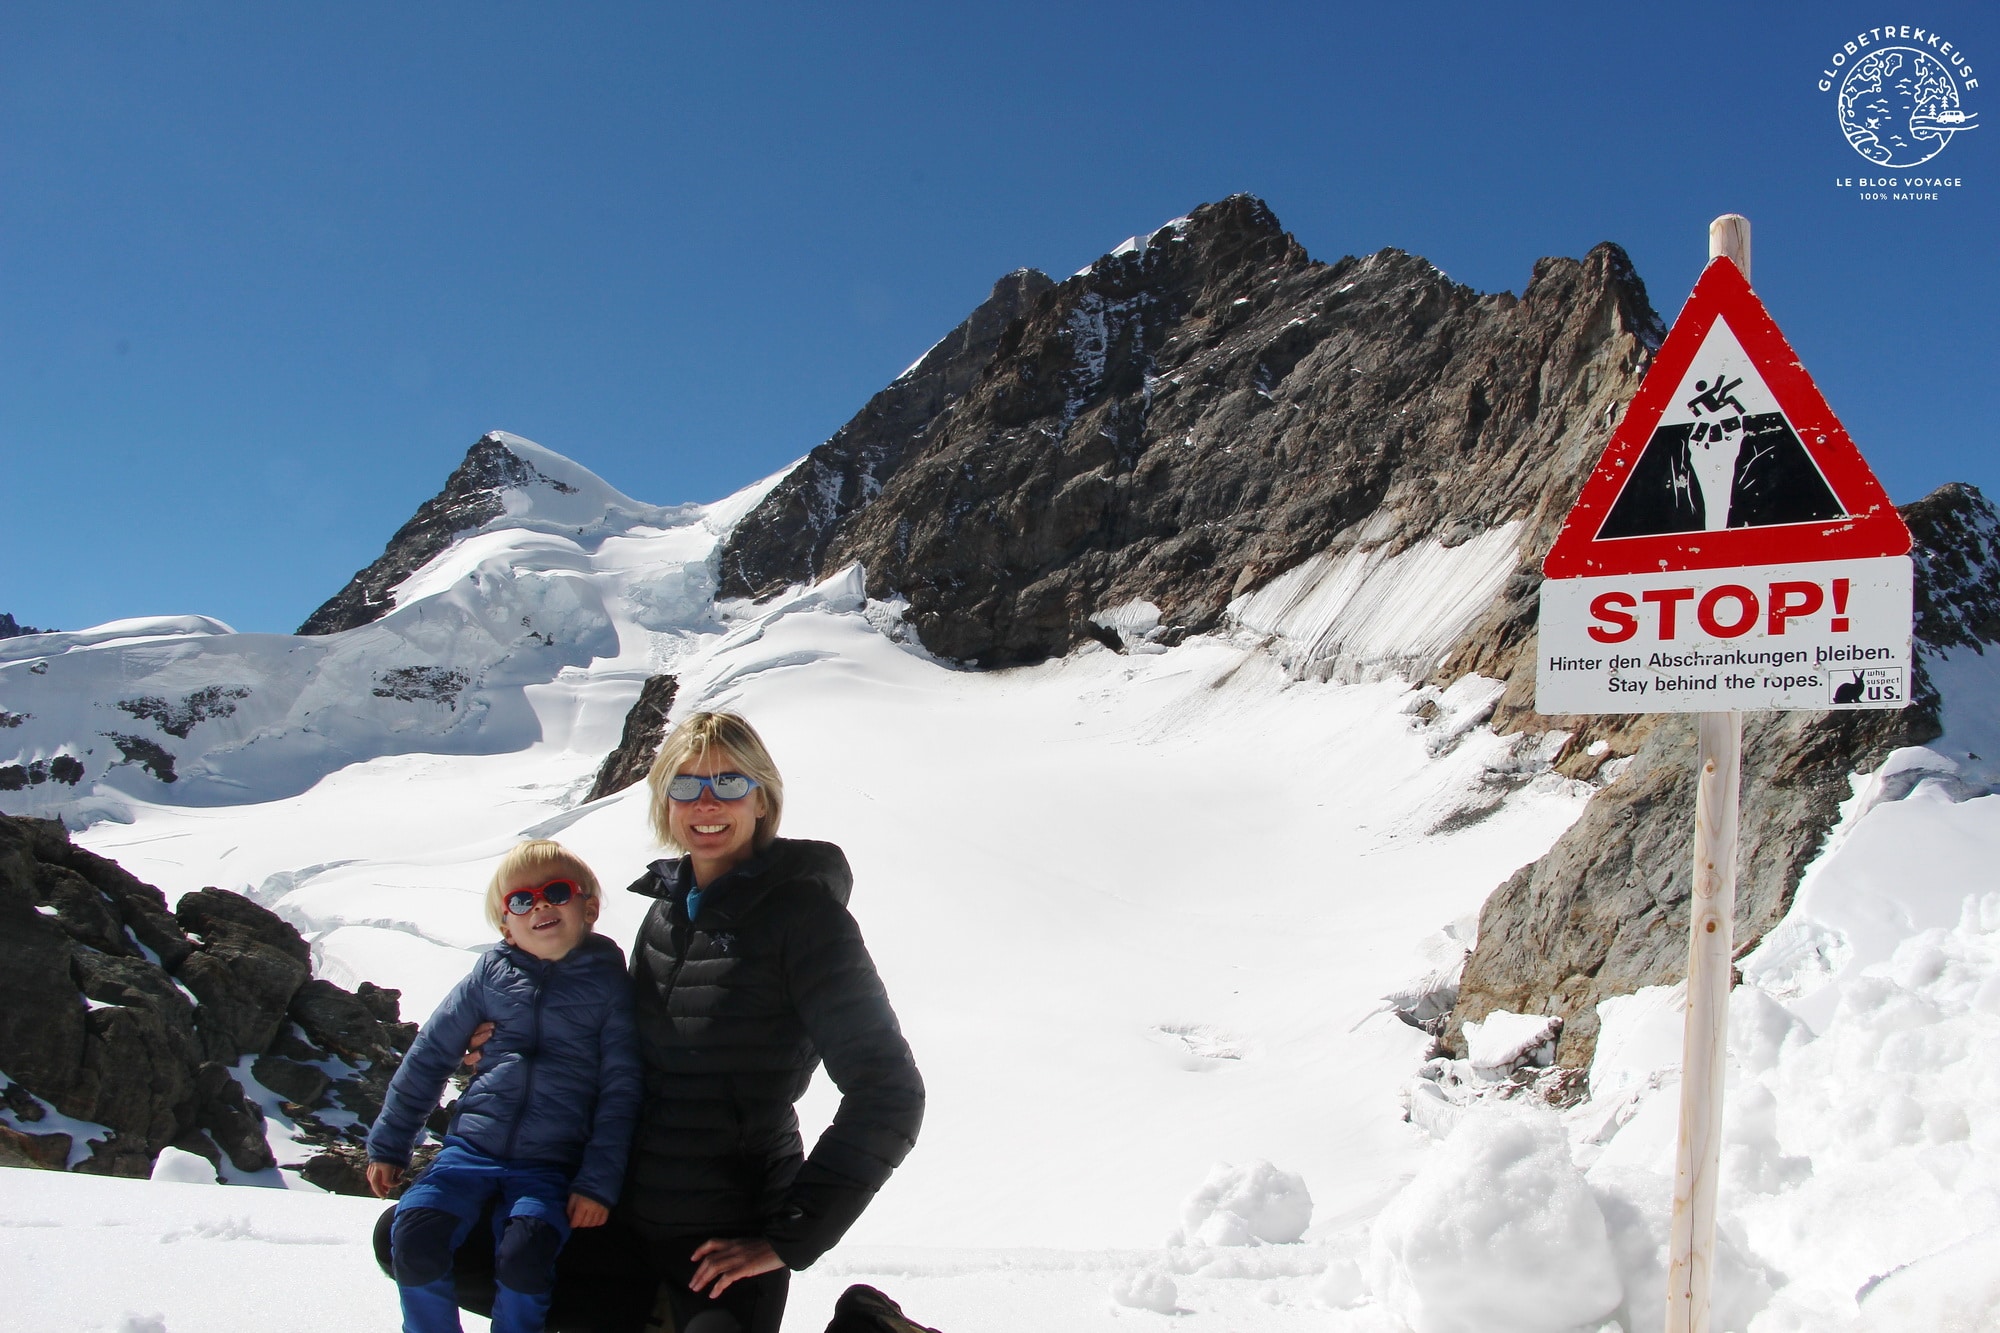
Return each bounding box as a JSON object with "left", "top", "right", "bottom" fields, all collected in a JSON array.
[{"left": 365, "top": 840, "right": 640, "bottom": 1333}]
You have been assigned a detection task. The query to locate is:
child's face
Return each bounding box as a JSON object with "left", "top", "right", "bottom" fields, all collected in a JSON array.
[{"left": 500, "top": 872, "right": 599, "bottom": 961}]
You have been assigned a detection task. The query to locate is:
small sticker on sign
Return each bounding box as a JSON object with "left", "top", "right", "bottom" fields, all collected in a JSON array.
[{"left": 1827, "top": 667, "right": 1904, "bottom": 707}]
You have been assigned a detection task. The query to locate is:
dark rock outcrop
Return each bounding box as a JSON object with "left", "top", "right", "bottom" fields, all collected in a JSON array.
[
  {"left": 585, "top": 674, "right": 680, "bottom": 802},
  {"left": 722, "top": 194, "right": 1662, "bottom": 667},
  {"left": 722, "top": 269, "right": 1055, "bottom": 598},
  {"left": 0, "top": 813, "right": 414, "bottom": 1181},
  {"left": 298, "top": 432, "right": 572, "bottom": 636},
  {"left": 174, "top": 888, "right": 314, "bottom": 1062},
  {"left": 1450, "top": 486, "right": 2000, "bottom": 1064},
  {"left": 1907, "top": 482, "right": 2000, "bottom": 653},
  {"left": 194, "top": 1060, "right": 278, "bottom": 1173},
  {"left": 0, "top": 613, "right": 51, "bottom": 639}
]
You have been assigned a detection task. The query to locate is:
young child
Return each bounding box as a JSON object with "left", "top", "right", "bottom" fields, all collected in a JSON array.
[{"left": 366, "top": 839, "right": 641, "bottom": 1333}]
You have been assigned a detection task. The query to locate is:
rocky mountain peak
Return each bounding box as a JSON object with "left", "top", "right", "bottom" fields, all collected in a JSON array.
[
  {"left": 718, "top": 267, "right": 1056, "bottom": 599},
  {"left": 723, "top": 194, "right": 1661, "bottom": 667},
  {"left": 297, "top": 432, "right": 553, "bottom": 635},
  {"left": 295, "top": 430, "right": 666, "bottom": 637}
]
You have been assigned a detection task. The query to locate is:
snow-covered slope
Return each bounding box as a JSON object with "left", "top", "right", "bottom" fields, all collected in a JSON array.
[
  {"left": 0, "top": 440, "right": 782, "bottom": 819},
  {"left": 50, "top": 501, "right": 1596, "bottom": 1252},
  {"left": 7, "top": 436, "right": 2000, "bottom": 1332}
]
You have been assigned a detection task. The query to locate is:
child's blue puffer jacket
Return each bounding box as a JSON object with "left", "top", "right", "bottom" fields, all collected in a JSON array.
[{"left": 365, "top": 932, "right": 641, "bottom": 1208}]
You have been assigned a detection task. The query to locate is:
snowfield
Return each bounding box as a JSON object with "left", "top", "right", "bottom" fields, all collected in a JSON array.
[{"left": 4, "top": 438, "right": 1997, "bottom": 1332}]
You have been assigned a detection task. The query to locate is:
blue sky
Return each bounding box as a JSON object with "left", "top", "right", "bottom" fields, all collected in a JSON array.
[{"left": 5, "top": 3, "right": 1995, "bottom": 633}]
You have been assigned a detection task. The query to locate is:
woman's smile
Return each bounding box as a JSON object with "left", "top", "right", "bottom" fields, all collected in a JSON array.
[{"left": 667, "top": 749, "right": 767, "bottom": 884}]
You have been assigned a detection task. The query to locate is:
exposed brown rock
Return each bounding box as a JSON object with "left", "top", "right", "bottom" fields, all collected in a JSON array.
[
  {"left": 723, "top": 194, "right": 1661, "bottom": 668},
  {"left": 298, "top": 1141, "right": 375, "bottom": 1196},
  {"left": 713, "top": 197, "right": 1999, "bottom": 1073},
  {"left": 721, "top": 269, "right": 1056, "bottom": 599},
  {"left": 253, "top": 1054, "right": 331, "bottom": 1108},
  {"left": 0, "top": 1124, "right": 71, "bottom": 1169},
  {"left": 177, "top": 886, "right": 311, "bottom": 968},
  {"left": 177, "top": 938, "right": 311, "bottom": 1062},
  {"left": 584, "top": 673, "right": 680, "bottom": 803},
  {"left": 193, "top": 1060, "right": 277, "bottom": 1173},
  {"left": 291, "top": 978, "right": 402, "bottom": 1067}
]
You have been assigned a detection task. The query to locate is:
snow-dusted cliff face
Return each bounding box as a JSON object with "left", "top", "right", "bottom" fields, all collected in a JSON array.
[{"left": 723, "top": 194, "right": 1662, "bottom": 673}]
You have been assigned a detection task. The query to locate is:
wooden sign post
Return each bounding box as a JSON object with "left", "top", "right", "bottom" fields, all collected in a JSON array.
[
  {"left": 1533, "top": 215, "right": 1915, "bottom": 1333},
  {"left": 1664, "top": 216, "right": 1750, "bottom": 1333}
]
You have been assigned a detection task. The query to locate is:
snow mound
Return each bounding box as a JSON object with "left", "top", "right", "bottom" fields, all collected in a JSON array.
[
  {"left": 1312, "top": 1254, "right": 1369, "bottom": 1309},
  {"left": 1461, "top": 1009, "right": 1561, "bottom": 1073},
  {"left": 149, "top": 1146, "right": 221, "bottom": 1185},
  {"left": 1857, "top": 1227, "right": 2000, "bottom": 1330},
  {"left": 1368, "top": 1103, "right": 1621, "bottom": 1333},
  {"left": 1174, "top": 1159, "right": 1313, "bottom": 1246},
  {"left": 1109, "top": 1269, "right": 1179, "bottom": 1313},
  {"left": 0, "top": 614, "right": 234, "bottom": 664},
  {"left": 1549, "top": 745, "right": 2000, "bottom": 1328}
]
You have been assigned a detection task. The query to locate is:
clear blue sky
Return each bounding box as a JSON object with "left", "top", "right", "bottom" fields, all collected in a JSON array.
[{"left": 5, "top": 3, "right": 1995, "bottom": 633}]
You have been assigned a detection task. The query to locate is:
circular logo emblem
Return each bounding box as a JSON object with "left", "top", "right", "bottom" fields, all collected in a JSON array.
[{"left": 1837, "top": 46, "right": 1973, "bottom": 166}]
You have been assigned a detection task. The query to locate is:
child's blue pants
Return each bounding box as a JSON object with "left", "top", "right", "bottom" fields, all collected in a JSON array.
[{"left": 390, "top": 1141, "right": 574, "bottom": 1333}]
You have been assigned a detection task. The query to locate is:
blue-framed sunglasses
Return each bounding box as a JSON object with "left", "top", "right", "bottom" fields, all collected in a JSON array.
[{"left": 666, "top": 772, "right": 760, "bottom": 803}]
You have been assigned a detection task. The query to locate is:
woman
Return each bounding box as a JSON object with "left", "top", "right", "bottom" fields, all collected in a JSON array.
[
  {"left": 377, "top": 712, "right": 924, "bottom": 1333},
  {"left": 615, "top": 711, "right": 925, "bottom": 1331}
]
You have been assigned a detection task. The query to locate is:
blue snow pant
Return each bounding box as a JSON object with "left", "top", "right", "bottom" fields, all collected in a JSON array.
[{"left": 389, "top": 1141, "right": 574, "bottom": 1333}]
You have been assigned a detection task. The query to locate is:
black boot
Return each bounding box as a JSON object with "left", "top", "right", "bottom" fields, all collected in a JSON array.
[{"left": 823, "top": 1284, "right": 942, "bottom": 1333}]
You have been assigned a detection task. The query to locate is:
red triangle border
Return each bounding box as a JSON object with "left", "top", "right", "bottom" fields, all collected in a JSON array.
[{"left": 1542, "top": 257, "right": 1909, "bottom": 579}]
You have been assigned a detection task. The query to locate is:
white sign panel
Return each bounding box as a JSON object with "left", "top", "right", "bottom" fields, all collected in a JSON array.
[{"left": 1537, "top": 555, "right": 1913, "bottom": 713}]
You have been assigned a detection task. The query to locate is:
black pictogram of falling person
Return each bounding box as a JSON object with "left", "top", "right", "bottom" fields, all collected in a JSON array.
[
  {"left": 1595, "top": 376, "right": 1846, "bottom": 540},
  {"left": 1686, "top": 374, "right": 1748, "bottom": 420}
]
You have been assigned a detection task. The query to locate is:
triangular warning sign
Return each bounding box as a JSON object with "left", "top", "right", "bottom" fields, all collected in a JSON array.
[{"left": 1543, "top": 257, "right": 1909, "bottom": 579}]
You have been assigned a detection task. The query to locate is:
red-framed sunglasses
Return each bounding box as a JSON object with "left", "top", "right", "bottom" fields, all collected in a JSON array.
[{"left": 504, "top": 878, "right": 585, "bottom": 916}]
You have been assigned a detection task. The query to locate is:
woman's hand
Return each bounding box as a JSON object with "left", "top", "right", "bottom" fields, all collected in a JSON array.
[
  {"left": 366, "top": 1161, "right": 404, "bottom": 1199},
  {"left": 567, "top": 1194, "right": 609, "bottom": 1228},
  {"left": 462, "top": 1021, "right": 496, "bottom": 1069},
  {"left": 688, "top": 1237, "right": 784, "bottom": 1297}
]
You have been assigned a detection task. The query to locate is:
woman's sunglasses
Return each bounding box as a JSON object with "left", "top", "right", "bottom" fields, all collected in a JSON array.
[
  {"left": 667, "top": 772, "right": 759, "bottom": 803},
  {"left": 505, "top": 878, "right": 584, "bottom": 916}
]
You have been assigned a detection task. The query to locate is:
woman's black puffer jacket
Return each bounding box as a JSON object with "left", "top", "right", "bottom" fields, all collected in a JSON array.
[{"left": 623, "top": 838, "right": 924, "bottom": 1270}]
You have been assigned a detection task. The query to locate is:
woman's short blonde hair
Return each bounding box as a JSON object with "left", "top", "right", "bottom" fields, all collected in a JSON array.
[
  {"left": 482, "top": 839, "right": 601, "bottom": 933},
  {"left": 646, "top": 711, "right": 785, "bottom": 853}
]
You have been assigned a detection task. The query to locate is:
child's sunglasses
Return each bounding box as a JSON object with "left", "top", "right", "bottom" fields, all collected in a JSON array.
[
  {"left": 505, "top": 878, "right": 583, "bottom": 916},
  {"left": 666, "top": 772, "right": 759, "bottom": 802}
]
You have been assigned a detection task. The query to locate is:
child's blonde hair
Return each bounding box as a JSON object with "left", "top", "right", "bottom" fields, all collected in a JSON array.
[
  {"left": 645, "top": 712, "right": 785, "bottom": 853},
  {"left": 482, "top": 839, "right": 601, "bottom": 933}
]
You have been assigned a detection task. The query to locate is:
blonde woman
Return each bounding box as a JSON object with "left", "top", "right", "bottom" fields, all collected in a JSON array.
[{"left": 610, "top": 712, "right": 925, "bottom": 1333}]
